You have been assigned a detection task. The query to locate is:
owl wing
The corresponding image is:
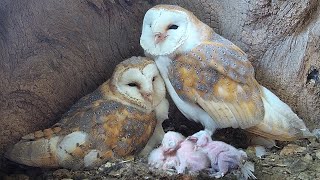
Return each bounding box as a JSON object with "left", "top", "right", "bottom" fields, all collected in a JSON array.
[
  {"left": 171, "top": 38, "right": 264, "bottom": 129},
  {"left": 192, "top": 39, "right": 254, "bottom": 84}
]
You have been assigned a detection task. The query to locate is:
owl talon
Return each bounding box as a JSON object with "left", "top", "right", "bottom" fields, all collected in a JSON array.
[{"left": 210, "top": 172, "right": 224, "bottom": 178}]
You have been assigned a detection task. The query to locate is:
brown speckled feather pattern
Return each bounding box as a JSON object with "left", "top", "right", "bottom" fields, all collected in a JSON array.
[
  {"left": 143, "top": 4, "right": 311, "bottom": 142},
  {"left": 168, "top": 32, "right": 310, "bottom": 141},
  {"left": 7, "top": 81, "right": 157, "bottom": 169},
  {"left": 169, "top": 32, "right": 265, "bottom": 129},
  {"left": 59, "top": 82, "right": 157, "bottom": 157},
  {"left": 6, "top": 57, "right": 163, "bottom": 169}
]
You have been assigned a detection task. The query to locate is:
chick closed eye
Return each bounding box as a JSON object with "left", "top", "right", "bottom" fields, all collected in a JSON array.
[{"left": 168, "top": 141, "right": 176, "bottom": 148}]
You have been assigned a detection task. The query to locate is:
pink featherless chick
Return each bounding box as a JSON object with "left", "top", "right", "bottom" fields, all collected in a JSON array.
[
  {"left": 161, "top": 131, "right": 210, "bottom": 174},
  {"left": 149, "top": 131, "right": 210, "bottom": 174},
  {"left": 148, "top": 131, "right": 185, "bottom": 170},
  {"left": 188, "top": 130, "right": 256, "bottom": 179},
  {"left": 148, "top": 145, "right": 178, "bottom": 171},
  {"left": 174, "top": 138, "right": 210, "bottom": 174}
]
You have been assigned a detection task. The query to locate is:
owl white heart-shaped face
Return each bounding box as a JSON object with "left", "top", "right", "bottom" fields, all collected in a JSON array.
[
  {"left": 114, "top": 60, "right": 166, "bottom": 112},
  {"left": 140, "top": 8, "right": 189, "bottom": 56}
]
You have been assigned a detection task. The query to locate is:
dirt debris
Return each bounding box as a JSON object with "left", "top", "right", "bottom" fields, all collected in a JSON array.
[{"left": 2, "top": 138, "right": 320, "bottom": 180}]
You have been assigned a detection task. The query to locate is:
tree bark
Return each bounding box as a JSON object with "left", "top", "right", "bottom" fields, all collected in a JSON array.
[
  {"left": 0, "top": 0, "right": 319, "bottom": 169},
  {"left": 0, "top": 0, "right": 151, "bottom": 159}
]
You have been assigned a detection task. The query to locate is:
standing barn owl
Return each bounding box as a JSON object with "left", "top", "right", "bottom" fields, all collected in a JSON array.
[
  {"left": 140, "top": 5, "right": 312, "bottom": 146},
  {"left": 6, "top": 56, "right": 169, "bottom": 169}
]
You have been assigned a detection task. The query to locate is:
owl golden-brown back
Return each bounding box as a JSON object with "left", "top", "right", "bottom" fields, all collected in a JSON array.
[
  {"left": 6, "top": 56, "right": 169, "bottom": 169},
  {"left": 140, "top": 4, "right": 312, "bottom": 143}
]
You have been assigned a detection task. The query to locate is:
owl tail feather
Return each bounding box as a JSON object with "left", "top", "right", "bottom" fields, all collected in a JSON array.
[
  {"left": 246, "top": 86, "right": 313, "bottom": 141},
  {"left": 6, "top": 131, "right": 94, "bottom": 169},
  {"left": 5, "top": 136, "right": 60, "bottom": 168}
]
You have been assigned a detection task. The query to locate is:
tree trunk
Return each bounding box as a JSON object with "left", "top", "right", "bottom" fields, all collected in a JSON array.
[
  {"left": 0, "top": 0, "right": 319, "bottom": 169},
  {"left": 0, "top": 0, "right": 151, "bottom": 161}
]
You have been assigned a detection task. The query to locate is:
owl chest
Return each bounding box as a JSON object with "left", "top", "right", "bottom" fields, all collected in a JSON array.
[{"left": 168, "top": 60, "right": 220, "bottom": 102}]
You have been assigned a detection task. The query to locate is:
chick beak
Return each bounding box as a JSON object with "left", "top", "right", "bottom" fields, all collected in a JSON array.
[
  {"left": 142, "top": 92, "right": 153, "bottom": 103},
  {"left": 154, "top": 32, "right": 166, "bottom": 44},
  {"left": 163, "top": 148, "right": 174, "bottom": 155},
  {"left": 187, "top": 136, "right": 198, "bottom": 143}
]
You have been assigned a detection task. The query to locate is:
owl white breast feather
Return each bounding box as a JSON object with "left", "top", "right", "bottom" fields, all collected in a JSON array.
[{"left": 140, "top": 4, "right": 314, "bottom": 146}]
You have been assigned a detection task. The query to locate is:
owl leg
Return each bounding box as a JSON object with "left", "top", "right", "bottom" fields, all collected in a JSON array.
[
  {"left": 246, "top": 132, "right": 276, "bottom": 158},
  {"left": 246, "top": 132, "right": 276, "bottom": 148},
  {"left": 200, "top": 116, "right": 218, "bottom": 136}
]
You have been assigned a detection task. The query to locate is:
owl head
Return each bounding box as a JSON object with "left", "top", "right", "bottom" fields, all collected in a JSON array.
[
  {"left": 140, "top": 5, "right": 211, "bottom": 57},
  {"left": 110, "top": 56, "right": 166, "bottom": 112}
]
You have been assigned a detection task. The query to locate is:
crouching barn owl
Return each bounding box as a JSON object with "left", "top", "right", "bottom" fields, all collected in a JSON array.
[
  {"left": 6, "top": 56, "right": 169, "bottom": 169},
  {"left": 140, "top": 4, "right": 312, "bottom": 145}
]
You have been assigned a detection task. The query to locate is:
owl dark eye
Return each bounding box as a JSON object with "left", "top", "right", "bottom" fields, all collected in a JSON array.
[
  {"left": 168, "top": 24, "right": 179, "bottom": 30},
  {"left": 127, "top": 82, "right": 138, "bottom": 87},
  {"left": 152, "top": 76, "right": 156, "bottom": 82}
]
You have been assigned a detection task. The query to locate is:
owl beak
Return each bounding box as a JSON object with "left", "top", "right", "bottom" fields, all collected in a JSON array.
[
  {"left": 154, "top": 32, "right": 166, "bottom": 44},
  {"left": 142, "top": 92, "right": 153, "bottom": 103}
]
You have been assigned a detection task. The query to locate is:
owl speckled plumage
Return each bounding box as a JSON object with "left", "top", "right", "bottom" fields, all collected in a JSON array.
[
  {"left": 140, "top": 5, "right": 312, "bottom": 143},
  {"left": 6, "top": 56, "right": 169, "bottom": 169}
]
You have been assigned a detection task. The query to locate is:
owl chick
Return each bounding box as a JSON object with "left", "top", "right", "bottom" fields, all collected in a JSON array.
[
  {"left": 189, "top": 130, "right": 256, "bottom": 179},
  {"left": 148, "top": 131, "right": 185, "bottom": 171},
  {"left": 148, "top": 145, "right": 179, "bottom": 171},
  {"left": 6, "top": 56, "right": 169, "bottom": 170},
  {"left": 149, "top": 131, "right": 210, "bottom": 174},
  {"left": 140, "top": 5, "right": 312, "bottom": 145}
]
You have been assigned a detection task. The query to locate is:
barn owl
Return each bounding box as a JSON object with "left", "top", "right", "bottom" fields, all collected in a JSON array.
[
  {"left": 6, "top": 56, "right": 169, "bottom": 169},
  {"left": 140, "top": 4, "right": 312, "bottom": 145}
]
